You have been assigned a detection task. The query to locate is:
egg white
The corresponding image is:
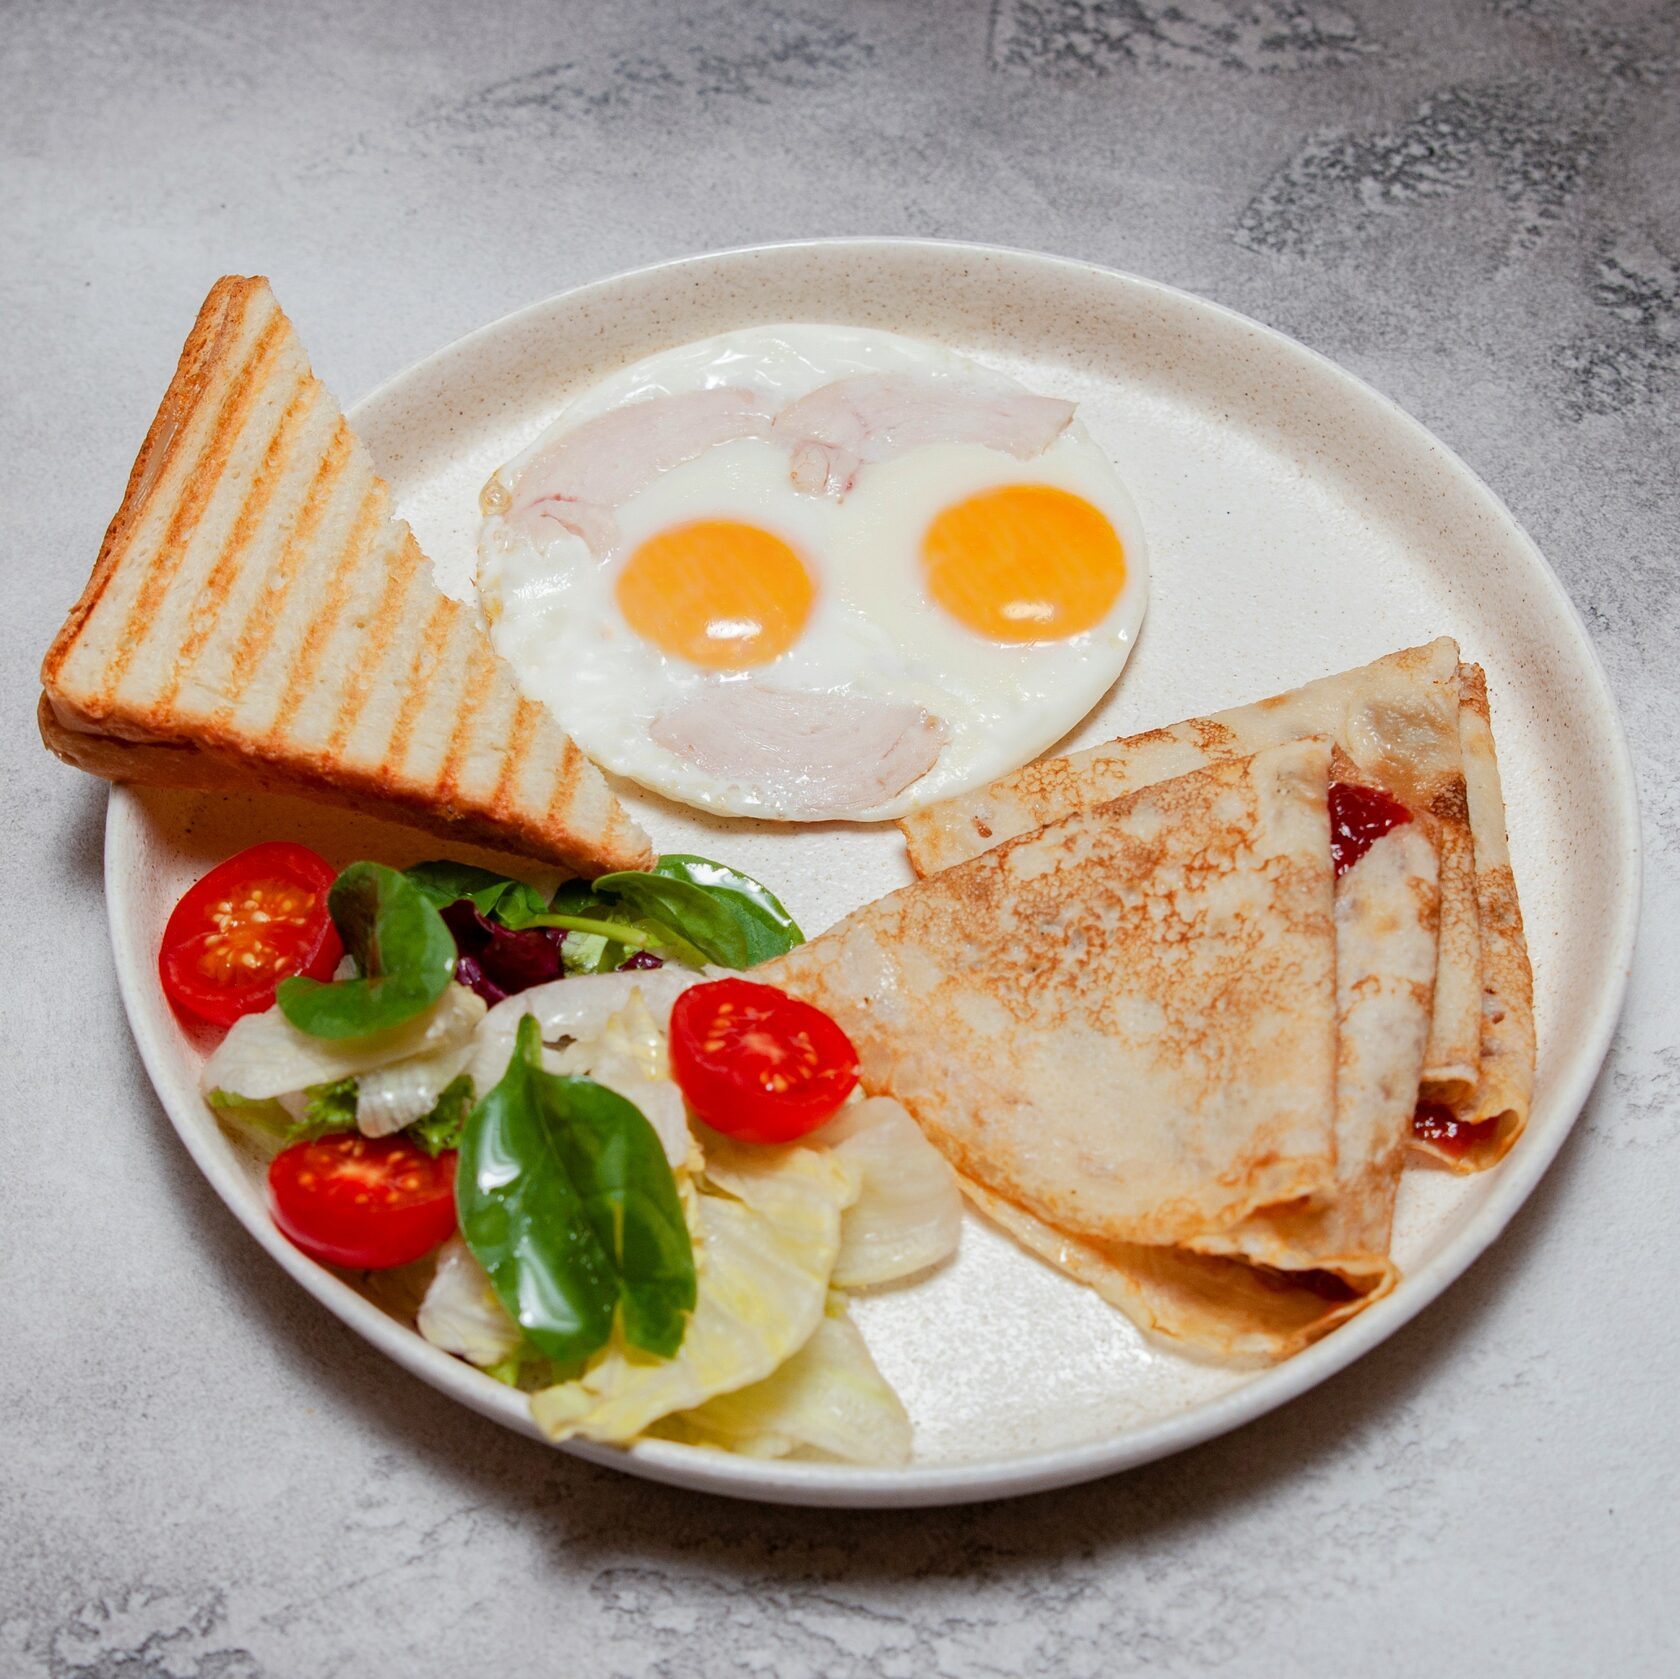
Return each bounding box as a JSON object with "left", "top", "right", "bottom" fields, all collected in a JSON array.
[{"left": 476, "top": 325, "right": 1149, "bottom": 821}]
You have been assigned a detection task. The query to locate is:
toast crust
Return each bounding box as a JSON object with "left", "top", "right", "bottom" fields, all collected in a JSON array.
[{"left": 40, "top": 277, "right": 652, "bottom": 876}]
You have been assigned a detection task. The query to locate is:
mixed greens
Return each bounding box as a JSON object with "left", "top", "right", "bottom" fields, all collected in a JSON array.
[
  {"left": 189, "top": 841, "right": 960, "bottom": 1462},
  {"left": 457, "top": 1014, "right": 696, "bottom": 1364}
]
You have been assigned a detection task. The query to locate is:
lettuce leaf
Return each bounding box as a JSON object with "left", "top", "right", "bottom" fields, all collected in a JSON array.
[
  {"left": 416, "top": 1234, "right": 524, "bottom": 1368},
  {"left": 296, "top": 1076, "right": 358, "bottom": 1138},
  {"left": 202, "top": 983, "right": 484, "bottom": 1103},
  {"left": 529, "top": 1145, "right": 852, "bottom": 1446},
  {"left": 658, "top": 1300, "right": 911, "bottom": 1465},
  {"left": 806, "top": 1098, "right": 964, "bottom": 1288},
  {"left": 408, "top": 1074, "right": 475, "bottom": 1157}
]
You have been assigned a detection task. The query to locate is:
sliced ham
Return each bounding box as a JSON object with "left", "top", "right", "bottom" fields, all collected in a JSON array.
[
  {"left": 651, "top": 684, "right": 947, "bottom": 818},
  {"left": 770, "top": 374, "right": 1076, "bottom": 498},
  {"left": 507, "top": 387, "right": 776, "bottom": 554}
]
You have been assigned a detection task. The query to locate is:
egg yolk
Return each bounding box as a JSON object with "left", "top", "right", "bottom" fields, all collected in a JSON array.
[
  {"left": 616, "top": 520, "right": 815, "bottom": 669},
  {"left": 921, "top": 485, "right": 1126, "bottom": 642}
]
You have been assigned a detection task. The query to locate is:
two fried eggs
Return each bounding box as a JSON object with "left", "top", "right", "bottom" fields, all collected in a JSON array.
[{"left": 476, "top": 326, "right": 1148, "bottom": 820}]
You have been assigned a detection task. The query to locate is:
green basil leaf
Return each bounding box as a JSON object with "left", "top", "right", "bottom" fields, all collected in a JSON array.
[
  {"left": 651, "top": 854, "right": 803, "bottom": 959},
  {"left": 404, "top": 861, "right": 550, "bottom": 929},
  {"left": 542, "top": 878, "right": 707, "bottom": 970},
  {"left": 589, "top": 862, "right": 803, "bottom": 969},
  {"left": 548, "top": 878, "right": 610, "bottom": 918},
  {"left": 407, "top": 1073, "right": 475, "bottom": 1157},
  {"left": 542, "top": 855, "right": 803, "bottom": 970},
  {"left": 592, "top": 871, "right": 753, "bottom": 966},
  {"left": 456, "top": 1015, "right": 695, "bottom": 1363},
  {"left": 277, "top": 863, "right": 458, "bottom": 1039}
]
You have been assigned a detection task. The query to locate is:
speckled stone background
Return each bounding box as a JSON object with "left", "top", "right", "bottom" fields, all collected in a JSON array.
[{"left": 3, "top": 2, "right": 1676, "bottom": 1674}]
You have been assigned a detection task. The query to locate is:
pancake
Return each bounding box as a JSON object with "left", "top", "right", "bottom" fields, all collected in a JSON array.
[
  {"left": 901, "top": 640, "right": 1534, "bottom": 1167},
  {"left": 1417, "top": 663, "right": 1534, "bottom": 1170},
  {"left": 769, "top": 738, "right": 1443, "bottom": 1361},
  {"left": 765, "top": 739, "right": 1343, "bottom": 1251}
]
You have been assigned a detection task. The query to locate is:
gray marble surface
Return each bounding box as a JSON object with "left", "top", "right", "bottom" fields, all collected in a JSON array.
[{"left": 3, "top": 1, "right": 1677, "bottom": 1673}]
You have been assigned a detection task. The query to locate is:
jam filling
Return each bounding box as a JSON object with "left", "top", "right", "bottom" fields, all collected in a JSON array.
[
  {"left": 1329, "top": 780, "right": 1412, "bottom": 877},
  {"left": 1412, "top": 1101, "right": 1500, "bottom": 1156}
]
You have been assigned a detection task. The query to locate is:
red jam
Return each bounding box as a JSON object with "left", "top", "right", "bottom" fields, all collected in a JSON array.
[
  {"left": 1329, "top": 780, "right": 1412, "bottom": 877},
  {"left": 1413, "top": 1101, "right": 1500, "bottom": 1157}
]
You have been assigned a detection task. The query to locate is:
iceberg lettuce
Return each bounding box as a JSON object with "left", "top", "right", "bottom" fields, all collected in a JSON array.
[
  {"left": 659, "top": 1300, "right": 911, "bottom": 1465},
  {"left": 416, "top": 1235, "right": 523, "bottom": 1369},
  {"left": 806, "top": 1098, "right": 963, "bottom": 1288},
  {"left": 203, "top": 983, "right": 484, "bottom": 1103},
  {"left": 529, "top": 1145, "right": 852, "bottom": 1445}
]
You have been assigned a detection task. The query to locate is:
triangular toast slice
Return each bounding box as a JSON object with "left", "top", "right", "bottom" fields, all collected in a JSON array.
[{"left": 40, "top": 276, "right": 652, "bottom": 877}]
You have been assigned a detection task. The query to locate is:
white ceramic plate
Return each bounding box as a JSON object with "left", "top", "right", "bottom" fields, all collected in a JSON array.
[{"left": 105, "top": 240, "right": 1640, "bottom": 1507}]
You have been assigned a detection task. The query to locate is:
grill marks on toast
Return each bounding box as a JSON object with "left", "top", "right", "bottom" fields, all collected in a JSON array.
[
  {"left": 40, "top": 275, "right": 654, "bottom": 874},
  {"left": 211, "top": 420, "right": 356, "bottom": 726},
  {"left": 440, "top": 639, "right": 510, "bottom": 810},
  {"left": 493, "top": 699, "right": 544, "bottom": 821},
  {"left": 379, "top": 589, "right": 458, "bottom": 774},
  {"left": 110, "top": 302, "right": 294, "bottom": 701},
  {"left": 163, "top": 369, "right": 324, "bottom": 711}
]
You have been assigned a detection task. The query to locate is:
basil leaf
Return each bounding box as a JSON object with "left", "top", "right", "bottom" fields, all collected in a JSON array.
[
  {"left": 404, "top": 861, "right": 550, "bottom": 929},
  {"left": 549, "top": 878, "right": 610, "bottom": 918},
  {"left": 541, "top": 878, "right": 704, "bottom": 970},
  {"left": 589, "top": 857, "right": 802, "bottom": 969},
  {"left": 540, "top": 855, "right": 801, "bottom": 971},
  {"left": 590, "top": 872, "right": 755, "bottom": 966},
  {"left": 456, "top": 1015, "right": 695, "bottom": 1363},
  {"left": 407, "top": 1073, "right": 475, "bottom": 1157},
  {"left": 277, "top": 863, "right": 458, "bottom": 1039},
  {"left": 651, "top": 855, "right": 803, "bottom": 959}
]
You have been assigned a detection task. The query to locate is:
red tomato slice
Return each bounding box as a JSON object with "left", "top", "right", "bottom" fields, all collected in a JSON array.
[
  {"left": 159, "top": 842, "right": 342, "bottom": 1026},
  {"left": 268, "top": 1133, "right": 457, "bottom": 1270},
  {"left": 669, "top": 978, "right": 860, "bottom": 1144}
]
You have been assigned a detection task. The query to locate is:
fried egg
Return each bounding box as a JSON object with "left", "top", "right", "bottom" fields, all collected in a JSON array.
[{"left": 476, "top": 326, "right": 1148, "bottom": 820}]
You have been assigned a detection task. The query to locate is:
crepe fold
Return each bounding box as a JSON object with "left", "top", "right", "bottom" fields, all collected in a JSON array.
[
  {"left": 764, "top": 738, "right": 1442, "bottom": 1361},
  {"left": 900, "top": 640, "right": 1532, "bottom": 1172}
]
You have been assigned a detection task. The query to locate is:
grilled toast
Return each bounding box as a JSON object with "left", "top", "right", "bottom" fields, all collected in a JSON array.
[{"left": 40, "top": 276, "right": 652, "bottom": 876}]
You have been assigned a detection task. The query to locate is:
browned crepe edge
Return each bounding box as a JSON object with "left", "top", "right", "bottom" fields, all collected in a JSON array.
[
  {"left": 1410, "top": 664, "right": 1535, "bottom": 1172},
  {"left": 900, "top": 640, "right": 1481, "bottom": 1094},
  {"left": 961, "top": 1176, "right": 1394, "bottom": 1365},
  {"left": 1188, "top": 805, "right": 1439, "bottom": 1287}
]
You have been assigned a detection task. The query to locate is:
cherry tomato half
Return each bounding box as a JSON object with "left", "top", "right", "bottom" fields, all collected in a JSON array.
[
  {"left": 159, "top": 842, "right": 342, "bottom": 1026},
  {"left": 669, "top": 978, "right": 860, "bottom": 1144},
  {"left": 268, "top": 1133, "right": 457, "bottom": 1270}
]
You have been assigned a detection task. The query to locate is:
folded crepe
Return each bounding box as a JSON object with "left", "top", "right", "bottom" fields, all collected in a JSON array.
[
  {"left": 900, "top": 640, "right": 1533, "bottom": 1172},
  {"left": 763, "top": 737, "right": 1442, "bottom": 1361},
  {"left": 1450, "top": 663, "right": 1535, "bottom": 1165}
]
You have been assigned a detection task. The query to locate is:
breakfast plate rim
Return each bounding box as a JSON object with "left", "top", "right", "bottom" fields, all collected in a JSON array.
[{"left": 104, "top": 236, "right": 1641, "bottom": 1507}]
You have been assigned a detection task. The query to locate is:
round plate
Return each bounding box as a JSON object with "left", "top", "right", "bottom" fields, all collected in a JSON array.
[{"left": 105, "top": 240, "right": 1640, "bottom": 1507}]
